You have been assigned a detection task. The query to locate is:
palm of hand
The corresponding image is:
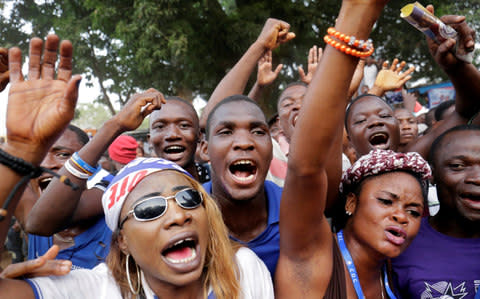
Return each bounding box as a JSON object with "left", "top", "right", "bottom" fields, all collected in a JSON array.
[
  {"left": 7, "top": 79, "right": 72, "bottom": 148},
  {"left": 374, "top": 69, "right": 403, "bottom": 90},
  {"left": 258, "top": 62, "right": 277, "bottom": 86}
]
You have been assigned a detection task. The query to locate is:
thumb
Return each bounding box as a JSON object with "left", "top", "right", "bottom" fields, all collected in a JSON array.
[
  {"left": 298, "top": 66, "right": 306, "bottom": 79},
  {"left": 274, "top": 64, "right": 283, "bottom": 75},
  {"left": 62, "top": 75, "right": 82, "bottom": 116}
]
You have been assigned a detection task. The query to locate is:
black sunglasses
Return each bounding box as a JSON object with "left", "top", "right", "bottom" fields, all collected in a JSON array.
[{"left": 119, "top": 188, "right": 203, "bottom": 229}]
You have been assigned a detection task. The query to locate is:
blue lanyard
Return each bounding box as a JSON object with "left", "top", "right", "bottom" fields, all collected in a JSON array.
[{"left": 337, "top": 230, "right": 397, "bottom": 299}]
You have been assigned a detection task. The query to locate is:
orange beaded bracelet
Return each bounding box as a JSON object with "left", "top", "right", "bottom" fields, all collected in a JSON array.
[
  {"left": 327, "top": 27, "right": 373, "bottom": 51},
  {"left": 323, "top": 35, "right": 374, "bottom": 58}
]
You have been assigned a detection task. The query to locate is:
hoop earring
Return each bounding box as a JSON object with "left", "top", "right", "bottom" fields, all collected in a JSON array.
[{"left": 126, "top": 254, "right": 141, "bottom": 295}]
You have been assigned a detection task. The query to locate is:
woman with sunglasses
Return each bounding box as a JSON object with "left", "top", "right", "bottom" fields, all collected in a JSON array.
[
  {"left": 275, "top": 1, "right": 431, "bottom": 298},
  {"left": 0, "top": 158, "right": 273, "bottom": 298}
]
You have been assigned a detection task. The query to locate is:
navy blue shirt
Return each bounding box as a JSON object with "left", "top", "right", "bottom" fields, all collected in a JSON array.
[
  {"left": 28, "top": 217, "right": 111, "bottom": 270},
  {"left": 203, "top": 180, "right": 281, "bottom": 278}
]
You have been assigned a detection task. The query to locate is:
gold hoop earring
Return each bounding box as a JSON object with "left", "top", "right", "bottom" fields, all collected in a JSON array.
[{"left": 126, "top": 254, "right": 141, "bottom": 295}]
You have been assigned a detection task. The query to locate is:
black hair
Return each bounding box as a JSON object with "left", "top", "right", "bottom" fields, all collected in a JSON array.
[
  {"left": 332, "top": 170, "right": 429, "bottom": 231},
  {"left": 149, "top": 96, "right": 199, "bottom": 128},
  {"left": 67, "top": 124, "right": 89, "bottom": 146},
  {"left": 268, "top": 113, "right": 279, "bottom": 128},
  {"left": 428, "top": 124, "right": 480, "bottom": 167},
  {"left": 205, "top": 95, "right": 263, "bottom": 140},
  {"left": 434, "top": 100, "right": 455, "bottom": 121},
  {"left": 344, "top": 94, "right": 392, "bottom": 133},
  {"left": 276, "top": 81, "right": 308, "bottom": 108}
]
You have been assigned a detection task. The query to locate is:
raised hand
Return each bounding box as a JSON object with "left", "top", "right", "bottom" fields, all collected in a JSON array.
[
  {"left": 402, "top": 89, "right": 418, "bottom": 113},
  {"left": 298, "top": 46, "right": 322, "bottom": 84},
  {"left": 0, "top": 245, "right": 71, "bottom": 279},
  {"left": 0, "top": 48, "right": 8, "bottom": 92},
  {"left": 348, "top": 59, "right": 365, "bottom": 98},
  {"left": 257, "top": 50, "right": 283, "bottom": 87},
  {"left": 5, "top": 35, "right": 82, "bottom": 165},
  {"left": 370, "top": 58, "right": 415, "bottom": 96},
  {"left": 256, "top": 18, "right": 295, "bottom": 50},
  {"left": 426, "top": 5, "right": 475, "bottom": 70},
  {"left": 112, "top": 88, "right": 165, "bottom": 132}
]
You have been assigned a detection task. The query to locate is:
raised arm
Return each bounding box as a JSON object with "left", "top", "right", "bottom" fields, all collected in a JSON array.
[
  {"left": 406, "top": 6, "right": 479, "bottom": 158},
  {"left": 199, "top": 18, "right": 295, "bottom": 130},
  {"left": 25, "top": 89, "right": 164, "bottom": 235},
  {"left": 298, "top": 45, "right": 323, "bottom": 85},
  {"left": 248, "top": 50, "right": 283, "bottom": 101},
  {"left": 0, "top": 34, "right": 81, "bottom": 250},
  {"left": 276, "top": 0, "right": 388, "bottom": 297},
  {"left": 425, "top": 6, "right": 479, "bottom": 119},
  {"left": 0, "top": 48, "right": 8, "bottom": 92},
  {"left": 368, "top": 58, "right": 415, "bottom": 97}
]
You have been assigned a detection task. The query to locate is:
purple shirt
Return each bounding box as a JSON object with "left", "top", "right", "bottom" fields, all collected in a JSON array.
[{"left": 392, "top": 217, "right": 480, "bottom": 299}]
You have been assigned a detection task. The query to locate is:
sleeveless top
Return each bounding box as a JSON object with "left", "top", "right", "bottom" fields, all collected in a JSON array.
[{"left": 324, "top": 237, "right": 347, "bottom": 299}]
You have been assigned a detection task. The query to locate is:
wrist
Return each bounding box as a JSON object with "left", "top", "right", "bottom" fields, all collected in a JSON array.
[
  {"left": 2, "top": 141, "right": 48, "bottom": 166},
  {"left": 369, "top": 85, "right": 384, "bottom": 97}
]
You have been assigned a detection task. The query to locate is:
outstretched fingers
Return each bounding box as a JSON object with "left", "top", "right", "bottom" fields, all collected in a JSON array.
[
  {"left": 60, "top": 74, "right": 82, "bottom": 117},
  {"left": 28, "top": 37, "right": 43, "bottom": 80},
  {"left": 57, "top": 40, "right": 73, "bottom": 82},
  {"left": 8, "top": 47, "right": 23, "bottom": 83},
  {"left": 41, "top": 34, "right": 60, "bottom": 80}
]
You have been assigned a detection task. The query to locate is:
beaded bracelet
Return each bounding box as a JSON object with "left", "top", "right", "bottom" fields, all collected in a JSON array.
[
  {"left": 71, "top": 152, "right": 97, "bottom": 176},
  {"left": 0, "top": 148, "right": 78, "bottom": 221},
  {"left": 65, "top": 159, "right": 90, "bottom": 180},
  {"left": 323, "top": 35, "right": 374, "bottom": 58},
  {"left": 327, "top": 27, "right": 373, "bottom": 51}
]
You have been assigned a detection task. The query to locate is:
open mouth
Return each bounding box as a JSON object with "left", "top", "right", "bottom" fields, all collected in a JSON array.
[
  {"left": 228, "top": 159, "right": 257, "bottom": 184},
  {"left": 162, "top": 238, "right": 198, "bottom": 264},
  {"left": 460, "top": 193, "right": 480, "bottom": 201},
  {"left": 38, "top": 177, "right": 53, "bottom": 192},
  {"left": 385, "top": 226, "right": 407, "bottom": 246},
  {"left": 459, "top": 193, "right": 480, "bottom": 210},
  {"left": 292, "top": 115, "right": 299, "bottom": 127},
  {"left": 164, "top": 145, "right": 186, "bottom": 155},
  {"left": 369, "top": 132, "right": 389, "bottom": 149}
]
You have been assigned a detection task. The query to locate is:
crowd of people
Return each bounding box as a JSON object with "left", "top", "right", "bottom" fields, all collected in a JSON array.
[{"left": 0, "top": 0, "right": 478, "bottom": 298}]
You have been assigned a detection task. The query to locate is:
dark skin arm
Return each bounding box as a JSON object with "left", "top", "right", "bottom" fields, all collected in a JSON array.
[
  {"left": 0, "top": 47, "right": 8, "bottom": 91},
  {"left": 275, "top": 1, "right": 388, "bottom": 298},
  {"left": 405, "top": 6, "right": 478, "bottom": 157},
  {"left": 199, "top": 18, "right": 295, "bottom": 130},
  {"left": 248, "top": 50, "right": 283, "bottom": 101},
  {"left": 24, "top": 89, "right": 165, "bottom": 235},
  {"left": 0, "top": 34, "right": 81, "bottom": 251}
]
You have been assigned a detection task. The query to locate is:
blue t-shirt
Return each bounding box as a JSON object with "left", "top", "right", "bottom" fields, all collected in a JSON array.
[
  {"left": 203, "top": 180, "right": 281, "bottom": 278},
  {"left": 392, "top": 217, "right": 480, "bottom": 299},
  {"left": 28, "top": 217, "right": 112, "bottom": 270}
]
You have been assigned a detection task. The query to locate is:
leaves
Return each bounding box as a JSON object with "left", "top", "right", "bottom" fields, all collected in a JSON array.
[{"left": 1, "top": 0, "right": 478, "bottom": 118}]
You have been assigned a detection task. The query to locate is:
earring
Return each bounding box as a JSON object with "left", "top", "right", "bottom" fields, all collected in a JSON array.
[
  {"left": 126, "top": 254, "right": 141, "bottom": 295},
  {"left": 346, "top": 210, "right": 352, "bottom": 216}
]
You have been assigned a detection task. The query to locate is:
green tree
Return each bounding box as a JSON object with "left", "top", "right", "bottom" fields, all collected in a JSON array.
[{"left": 2, "top": 0, "right": 478, "bottom": 117}]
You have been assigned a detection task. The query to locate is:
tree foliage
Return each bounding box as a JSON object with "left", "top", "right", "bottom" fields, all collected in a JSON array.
[{"left": 1, "top": 0, "right": 478, "bottom": 117}]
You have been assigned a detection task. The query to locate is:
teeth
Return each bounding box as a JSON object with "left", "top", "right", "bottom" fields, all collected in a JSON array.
[
  {"left": 233, "top": 160, "right": 254, "bottom": 166},
  {"left": 166, "top": 247, "right": 197, "bottom": 264},
  {"left": 171, "top": 238, "right": 192, "bottom": 248},
  {"left": 166, "top": 145, "right": 184, "bottom": 150},
  {"left": 233, "top": 174, "right": 255, "bottom": 181},
  {"left": 40, "top": 177, "right": 52, "bottom": 184}
]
